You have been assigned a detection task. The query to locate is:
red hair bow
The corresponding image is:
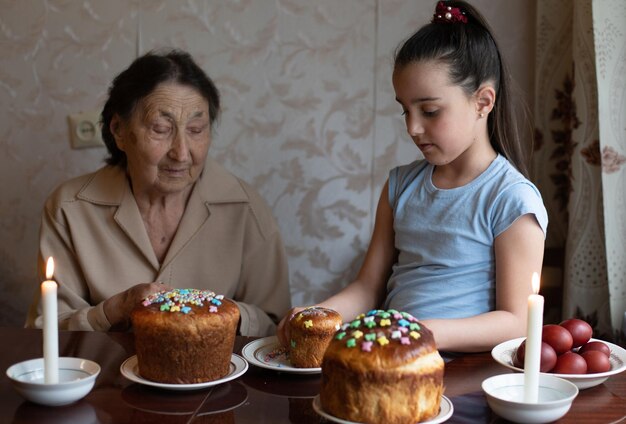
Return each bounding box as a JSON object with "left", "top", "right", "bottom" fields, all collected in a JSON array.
[{"left": 432, "top": 1, "right": 467, "bottom": 24}]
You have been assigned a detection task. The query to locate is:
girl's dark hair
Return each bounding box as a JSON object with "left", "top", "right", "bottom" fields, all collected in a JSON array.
[
  {"left": 395, "top": 1, "right": 531, "bottom": 177},
  {"left": 101, "top": 49, "right": 221, "bottom": 167}
]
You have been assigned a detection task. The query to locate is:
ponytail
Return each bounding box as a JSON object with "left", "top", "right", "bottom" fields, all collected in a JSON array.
[{"left": 394, "top": 1, "right": 532, "bottom": 177}]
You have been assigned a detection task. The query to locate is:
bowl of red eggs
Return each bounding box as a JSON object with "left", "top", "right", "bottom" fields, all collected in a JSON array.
[{"left": 491, "top": 318, "right": 626, "bottom": 390}]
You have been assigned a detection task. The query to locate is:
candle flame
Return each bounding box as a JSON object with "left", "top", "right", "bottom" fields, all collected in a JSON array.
[
  {"left": 531, "top": 272, "right": 540, "bottom": 294},
  {"left": 45, "top": 257, "right": 55, "bottom": 280}
]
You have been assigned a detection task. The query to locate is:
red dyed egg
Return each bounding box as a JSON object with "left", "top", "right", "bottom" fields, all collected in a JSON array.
[
  {"left": 513, "top": 340, "right": 557, "bottom": 372},
  {"left": 560, "top": 318, "right": 593, "bottom": 348},
  {"left": 542, "top": 324, "right": 574, "bottom": 355},
  {"left": 581, "top": 350, "right": 611, "bottom": 373},
  {"left": 513, "top": 340, "right": 525, "bottom": 368},
  {"left": 578, "top": 341, "right": 610, "bottom": 357},
  {"left": 552, "top": 352, "right": 587, "bottom": 374}
]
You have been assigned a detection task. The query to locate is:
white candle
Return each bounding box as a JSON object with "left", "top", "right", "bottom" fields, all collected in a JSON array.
[
  {"left": 42, "top": 257, "right": 59, "bottom": 384},
  {"left": 523, "top": 272, "right": 544, "bottom": 403}
]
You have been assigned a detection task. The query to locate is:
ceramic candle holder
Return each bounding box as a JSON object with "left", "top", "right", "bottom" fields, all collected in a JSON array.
[
  {"left": 6, "top": 357, "right": 100, "bottom": 406},
  {"left": 482, "top": 373, "right": 578, "bottom": 423}
]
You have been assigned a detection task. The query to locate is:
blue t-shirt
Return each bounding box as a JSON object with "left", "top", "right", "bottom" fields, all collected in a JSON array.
[{"left": 383, "top": 155, "right": 548, "bottom": 320}]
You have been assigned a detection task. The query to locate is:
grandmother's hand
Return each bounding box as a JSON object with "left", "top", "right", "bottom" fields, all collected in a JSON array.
[{"left": 103, "top": 282, "right": 172, "bottom": 330}]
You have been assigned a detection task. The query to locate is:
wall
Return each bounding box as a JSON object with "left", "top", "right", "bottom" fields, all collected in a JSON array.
[{"left": 0, "top": 0, "right": 535, "bottom": 326}]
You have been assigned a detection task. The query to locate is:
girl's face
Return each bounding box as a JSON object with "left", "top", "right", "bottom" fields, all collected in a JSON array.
[
  {"left": 112, "top": 82, "right": 211, "bottom": 197},
  {"left": 392, "top": 60, "right": 488, "bottom": 168}
]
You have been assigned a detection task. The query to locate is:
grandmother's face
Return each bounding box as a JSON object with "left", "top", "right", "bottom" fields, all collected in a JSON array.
[{"left": 112, "top": 82, "right": 211, "bottom": 196}]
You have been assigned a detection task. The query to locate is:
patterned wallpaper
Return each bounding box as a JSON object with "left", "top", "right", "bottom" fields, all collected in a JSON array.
[{"left": 0, "top": 0, "right": 535, "bottom": 326}]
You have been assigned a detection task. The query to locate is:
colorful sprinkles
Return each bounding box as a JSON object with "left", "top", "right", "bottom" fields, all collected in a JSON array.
[
  {"left": 335, "top": 309, "right": 422, "bottom": 352},
  {"left": 292, "top": 306, "right": 341, "bottom": 330},
  {"left": 289, "top": 306, "right": 342, "bottom": 348},
  {"left": 142, "top": 288, "right": 224, "bottom": 314}
]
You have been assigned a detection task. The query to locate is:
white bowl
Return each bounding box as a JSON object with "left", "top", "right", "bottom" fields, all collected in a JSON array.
[
  {"left": 491, "top": 337, "right": 626, "bottom": 389},
  {"left": 482, "top": 373, "right": 578, "bottom": 423},
  {"left": 6, "top": 357, "right": 100, "bottom": 406}
]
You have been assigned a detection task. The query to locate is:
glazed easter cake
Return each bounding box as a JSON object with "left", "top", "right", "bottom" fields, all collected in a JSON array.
[
  {"left": 131, "top": 288, "right": 240, "bottom": 384},
  {"left": 320, "top": 309, "right": 444, "bottom": 424},
  {"left": 288, "top": 306, "right": 342, "bottom": 368}
]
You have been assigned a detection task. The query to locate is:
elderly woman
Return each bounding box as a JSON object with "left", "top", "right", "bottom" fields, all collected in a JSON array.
[{"left": 26, "top": 50, "right": 291, "bottom": 336}]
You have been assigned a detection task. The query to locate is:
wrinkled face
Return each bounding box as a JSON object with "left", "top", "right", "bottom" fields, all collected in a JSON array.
[
  {"left": 392, "top": 60, "right": 481, "bottom": 166},
  {"left": 112, "top": 82, "right": 211, "bottom": 196}
]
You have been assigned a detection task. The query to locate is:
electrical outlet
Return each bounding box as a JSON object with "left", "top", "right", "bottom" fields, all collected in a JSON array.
[{"left": 68, "top": 111, "right": 104, "bottom": 149}]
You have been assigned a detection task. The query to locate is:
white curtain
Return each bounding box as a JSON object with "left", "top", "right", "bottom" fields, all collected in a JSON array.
[{"left": 534, "top": 0, "right": 626, "bottom": 345}]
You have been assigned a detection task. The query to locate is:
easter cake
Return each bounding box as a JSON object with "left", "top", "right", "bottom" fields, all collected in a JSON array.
[
  {"left": 320, "top": 309, "right": 444, "bottom": 423},
  {"left": 131, "top": 288, "right": 240, "bottom": 384},
  {"left": 288, "top": 307, "right": 342, "bottom": 368}
]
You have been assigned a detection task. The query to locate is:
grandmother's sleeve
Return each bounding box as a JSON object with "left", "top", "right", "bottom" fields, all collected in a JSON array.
[
  {"left": 25, "top": 194, "right": 112, "bottom": 331},
  {"left": 233, "top": 186, "right": 291, "bottom": 337}
]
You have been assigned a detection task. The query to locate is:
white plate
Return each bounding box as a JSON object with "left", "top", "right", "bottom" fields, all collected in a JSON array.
[
  {"left": 491, "top": 337, "right": 626, "bottom": 390},
  {"left": 120, "top": 354, "right": 248, "bottom": 391},
  {"left": 241, "top": 336, "right": 321, "bottom": 374},
  {"left": 312, "top": 394, "right": 453, "bottom": 424}
]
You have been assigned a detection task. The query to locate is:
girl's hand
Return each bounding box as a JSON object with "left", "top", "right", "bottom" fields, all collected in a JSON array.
[
  {"left": 276, "top": 306, "right": 308, "bottom": 347},
  {"left": 103, "top": 282, "right": 172, "bottom": 329}
]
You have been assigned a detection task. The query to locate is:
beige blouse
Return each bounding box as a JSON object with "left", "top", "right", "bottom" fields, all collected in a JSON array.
[{"left": 26, "top": 156, "right": 291, "bottom": 337}]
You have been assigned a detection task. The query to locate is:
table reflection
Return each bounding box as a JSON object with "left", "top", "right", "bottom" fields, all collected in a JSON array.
[
  {"left": 241, "top": 366, "right": 320, "bottom": 398},
  {"left": 11, "top": 400, "right": 98, "bottom": 424},
  {"left": 447, "top": 392, "right": 493, "bottom": 424},
  {"left": 120, "top": 381, "right": 247, "bottom": 420}
]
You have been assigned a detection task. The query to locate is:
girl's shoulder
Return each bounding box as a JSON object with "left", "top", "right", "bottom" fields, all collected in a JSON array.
[
  {"left": 487, "top": 156, "right": 543, "bottom": 199},
  {"left": 487, "top": 157, "right": 548, "bottom": 236},
  {"left": 389, "top": 159, "right": 430, "bottom": 189},
  {"left": 387, "top": 159, "right": 431, "bottom": 203},
  {"left": 391, "top": 158, "right": 429, "bottom": 177}
]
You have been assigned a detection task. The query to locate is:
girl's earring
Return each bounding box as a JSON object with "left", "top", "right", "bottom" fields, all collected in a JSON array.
[{"left": 479, "top": 113, "right": 485, "bottom": 118}]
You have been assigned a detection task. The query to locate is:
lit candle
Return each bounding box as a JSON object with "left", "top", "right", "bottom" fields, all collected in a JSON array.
[
  {"left": 523, "top": 272, "right": 544, "bottom": 403},
  {"left": 42, "top": 257, "right": 59, "bottom": 384}
]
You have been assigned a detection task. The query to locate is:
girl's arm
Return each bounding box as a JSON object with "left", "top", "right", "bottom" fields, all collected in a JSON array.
[
  {"left": 421, "top": 213, "right": 545, "bottom": 352},
  {"left": 321, "top": 180, "right": 398, "bottom": 319},
  {"left": 276, "top": 181, "right": 398, "bottom": 345}
]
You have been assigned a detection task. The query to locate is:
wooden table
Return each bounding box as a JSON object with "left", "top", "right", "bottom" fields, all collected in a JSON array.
[{"left": 1, "top": 328, "right": 624, "bottom": 423}]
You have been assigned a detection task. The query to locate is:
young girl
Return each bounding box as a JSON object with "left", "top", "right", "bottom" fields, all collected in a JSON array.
[{"left": 278, "top": 1, "right": 547, "bottom": 352}]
